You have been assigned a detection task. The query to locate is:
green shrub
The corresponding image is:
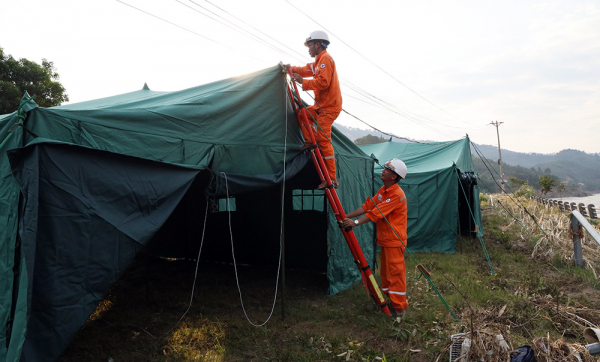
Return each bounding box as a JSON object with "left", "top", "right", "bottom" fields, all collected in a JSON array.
[
  {"left": 515, "top": 185, "right": 535, "bottom": 198},
  {"left": 479, "top": 193, "right": 489, "bottom": 203}
]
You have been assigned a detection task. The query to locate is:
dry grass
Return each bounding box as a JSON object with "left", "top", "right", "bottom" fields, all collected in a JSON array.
[
  {"left": 58, "top": 195, "right": 600, "bottom": 362},
  {"left": 532, "top": 336, "right": 595, "bottom": 362},
  {"left": 494, "top": 193, "right": 600, "bottom": 277}
]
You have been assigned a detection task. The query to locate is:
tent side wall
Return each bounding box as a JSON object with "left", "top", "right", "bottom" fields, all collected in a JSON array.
[
  {"left": 8, "top": 143, "right": 200, "bottom": 362},
  {"left": 0, "top": 65, "right": 378, "bottom": 361},
  {"left": 360, "top": 137, "right": 482, "bottom": 254},
  {"left": 325, "top": 128, "right": 376, "bottom": 295},
  {"left": 0, "top": 113, "right": 30, "bottom": 362},
  {"left": 371, "top": 168, "right": 459, "bottom": 253},
  {"left": 403, "top": 168, "right": 459, "bottom": 253}
]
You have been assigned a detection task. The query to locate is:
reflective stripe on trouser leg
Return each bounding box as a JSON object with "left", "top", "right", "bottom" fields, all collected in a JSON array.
[
  {"left": 301, "top": 109, "right": 340, "bottom": 181},
  {"left": 380, "top": 246, "right": 408, "bottom": 311}
]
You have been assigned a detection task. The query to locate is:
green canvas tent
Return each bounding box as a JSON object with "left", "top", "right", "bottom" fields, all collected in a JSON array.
[
  {"left": 0, "top": 65, "right": 375, "bottom": 362},
  {"left": 359, "top": 138, "right": 483, "bottom": 253}
]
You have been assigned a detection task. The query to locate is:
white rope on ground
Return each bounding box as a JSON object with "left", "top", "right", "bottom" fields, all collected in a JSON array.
[
  {"left": 220, "top": 75, "right": 289, "bottom": 327},
  {"left": 163, "top": 199, "right": 210, "bottom": 337},
  {"left": 221, "top": 170, "right": 283, "bottom": 327}
]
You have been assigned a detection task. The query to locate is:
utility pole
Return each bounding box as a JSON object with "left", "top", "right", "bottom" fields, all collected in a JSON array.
[{"left": 489, "top": 121, "right": 505, "bottom": 193}]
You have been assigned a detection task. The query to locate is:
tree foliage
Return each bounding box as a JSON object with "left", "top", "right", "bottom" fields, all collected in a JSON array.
[
  {"left": 473, "top": 157, "right": 553, "bottom": 193},
  {"left": 509, "top": 176, "right": 527, "bottom": 189},
  {"left": 537, "top": 175, "right": 557, "bottom": 195},
  {"left": 0, "top": 46, "right": 68, "bottom": 114},
  {"left": 354, "top": 134, "right": 389, "bottom": 145}
]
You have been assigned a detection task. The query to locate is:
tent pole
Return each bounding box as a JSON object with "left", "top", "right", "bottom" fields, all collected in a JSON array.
[{"left": 280, "top": 183, "right": 286, "bottom": 321}]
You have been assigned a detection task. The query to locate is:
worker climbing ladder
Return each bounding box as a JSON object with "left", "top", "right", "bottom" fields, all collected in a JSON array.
[{"left": 281, "top": 65, "right": 395, "bottom": 317}]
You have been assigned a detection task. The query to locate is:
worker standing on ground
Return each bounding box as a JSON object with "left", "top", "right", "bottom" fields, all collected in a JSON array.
[
  {"left": 340, "top": 159, "right": 409, "bottom": 315},
  {"left": 285, "top": 30, "right": 342, "bottom": 189}
]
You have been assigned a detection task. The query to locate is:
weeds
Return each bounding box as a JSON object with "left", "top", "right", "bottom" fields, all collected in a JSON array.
[{"left": 59, "top": 196, "right": 600, "bottom": 361}]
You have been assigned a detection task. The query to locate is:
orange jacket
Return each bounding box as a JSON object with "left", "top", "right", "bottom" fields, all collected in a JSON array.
[
  {"left": 362, "top": 183, "right": 407, "bottom": 248},
  {"left": 291, "top": 50, "right": 342, "bottom": 114}
]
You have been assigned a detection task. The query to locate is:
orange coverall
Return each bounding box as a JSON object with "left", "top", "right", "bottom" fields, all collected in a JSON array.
[
  {"left": 362, "top": 183, "right": 408, "bottom": 311},
  {"left": 291, "top": 50, "right": 342, "bottom": 181}
]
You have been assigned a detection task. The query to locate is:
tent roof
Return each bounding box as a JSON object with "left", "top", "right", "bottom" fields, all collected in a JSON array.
[
  {"left": 0, "top": 65, "right": 377, "bottom": 361},
  {"left": 5, "top": 66, "right": 304, "bottom": 190},
  {"left": 359, "top": 137, "right": 474, "bottom": 175},
  {"left": 7, "top": 65, "right": 371, "bottom": 196},
  {"left": 57, "top": 87, "right": 168, "bottom": 110}
]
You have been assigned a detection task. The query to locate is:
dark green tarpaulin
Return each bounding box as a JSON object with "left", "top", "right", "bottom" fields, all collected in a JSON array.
[
  {"left": 359, "top": 137, "right": 483, "bottom": 253},
  {"left": 0, "top": 66, "right": 375, "bottom": 362},
  {"left": 9, "top": 142, "right": 199, "bottom": 361}
]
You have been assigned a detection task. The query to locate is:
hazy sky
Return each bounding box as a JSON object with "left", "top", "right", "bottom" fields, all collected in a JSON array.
[{"left": 2, "top": 0, "right": 599, "bottom": 154}]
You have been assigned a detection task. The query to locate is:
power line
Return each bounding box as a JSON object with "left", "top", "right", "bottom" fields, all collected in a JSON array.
[
  {"left": 290, "top": 78, "right": 448, "bottom": 142},
  {"left": 342, "top": 80, "right": 484, "bottom": 131},
  {"left": 339, "top": 82, "right": 456, "bottom": 138},
  {"left": 306, "top": 84, "right": 457, "bottom": 140},
  {"left": 118, "top": 0, "right": 465, "bottom": 142},
  {"left": 116, "top": 0, "right": 265, "bottom": 63},
  {"left": 183, "top": 0, "right": 303, "bottom": 63},
  {"left": 341, "top": 107, "right": 449, "bottom": 144},
  {"left": 202, "top": 0, "right": 308, "bottom": 62},
  {"left": 284, "top": 0, "right": 480, "bottom": 128},
  {"left": 154, "top": 0, "right": 470, "bottom": 140},
  {"left": 471, "top": 142, "right": 549, "bottom": 236}
]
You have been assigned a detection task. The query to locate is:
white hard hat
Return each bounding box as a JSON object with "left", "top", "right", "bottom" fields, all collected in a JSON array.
[
  {"left": 384, "top": 158, "right": 407, "bottom": 179},
  {"left": 305, "top": 30, "right": 330, "bottom": 46}
]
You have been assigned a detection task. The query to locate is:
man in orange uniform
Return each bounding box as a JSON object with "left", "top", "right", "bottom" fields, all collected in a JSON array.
[
  {"left": 288, "top": 30, "right": 342, "bottom": 189},
  {"left": 340, "top": 159, "right": 409, "bottom": 315}
]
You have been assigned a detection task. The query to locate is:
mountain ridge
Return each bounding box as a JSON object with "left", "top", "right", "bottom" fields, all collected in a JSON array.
[{"left": 335, "top": 124, "right": 600, "bottom": 191}]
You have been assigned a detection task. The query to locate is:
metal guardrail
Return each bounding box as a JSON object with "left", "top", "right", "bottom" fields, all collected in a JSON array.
[
  {"left": 531, "top": 196, "right": 598, "bottom": 219},
  {"left": 571, "top": 210, "right": 600, "bottom": 267}
]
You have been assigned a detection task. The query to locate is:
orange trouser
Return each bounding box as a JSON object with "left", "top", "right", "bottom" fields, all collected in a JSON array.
[
  {"left": 380, "top": 246, "right": 408, "bottom": 311},
  {"left": 300, "top": 109, "right": 340, "bottom": 181}
]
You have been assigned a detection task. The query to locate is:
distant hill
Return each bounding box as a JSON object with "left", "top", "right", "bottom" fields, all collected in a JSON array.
[
  {"left": 470, "top": 145, "right": 600, "bottom": 191},
  {"left": 469, "top": 144, "right": 555, "bottom": 168},
  {"left": 533, "top": 150, "right": 600, "bottom": 190},
  {"left": 335, "top": 124, "right": 434, "bottom": 144},
  {"left": 335, "top": 124, "right": 600, "bottom": 192},
  {"left": 335, "top": 124, "right": 386, "bottom": 141}
]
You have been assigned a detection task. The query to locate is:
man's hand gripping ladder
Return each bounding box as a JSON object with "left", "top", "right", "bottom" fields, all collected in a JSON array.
[{"left": 280, "top": 63, "right": 393, "bottom": 317}]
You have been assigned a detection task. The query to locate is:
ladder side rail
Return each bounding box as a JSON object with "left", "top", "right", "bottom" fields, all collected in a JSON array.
[
  {"left": 284, "top": 71, "right": 390, "bottom": 316},
  {"left": 284, "top": 83, "right": 362, "bottom": 261}
]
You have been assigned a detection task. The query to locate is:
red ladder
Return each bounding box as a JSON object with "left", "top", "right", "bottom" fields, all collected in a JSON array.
[{"left": 283, "top": 66, "right": 393, "bottom": 317}]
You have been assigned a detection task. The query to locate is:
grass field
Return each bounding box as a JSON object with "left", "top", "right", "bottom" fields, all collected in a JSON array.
[{"left": 59, "top": 195, "right": 600, "bottom": 361}]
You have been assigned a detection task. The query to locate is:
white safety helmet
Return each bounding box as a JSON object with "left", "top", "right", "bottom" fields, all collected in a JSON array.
[
  {"left": 304, "top": 30, "right": 330, "bottom": 46},
  {"left": 384, "top": 158, "right": 407, "bottom": 179}
]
